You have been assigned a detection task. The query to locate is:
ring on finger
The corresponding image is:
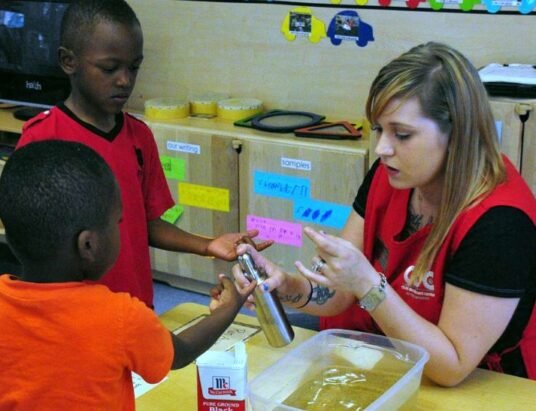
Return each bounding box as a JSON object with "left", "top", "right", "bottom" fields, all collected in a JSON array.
[{"left": 311, "top": 258, "right": 326, "bottom": 273}]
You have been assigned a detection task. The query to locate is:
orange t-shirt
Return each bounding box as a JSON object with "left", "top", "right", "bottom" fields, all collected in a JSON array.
[{"left": 0, "top": 274, "right": 173, "bottom": 410}]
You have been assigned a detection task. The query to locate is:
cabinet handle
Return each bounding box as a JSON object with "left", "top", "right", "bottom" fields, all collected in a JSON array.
[
  {"left": 232, "top": 139, "right": 243, "bottom": 153},
  {"left": 514, "top": 103, "right": 532, "bottom": 121}
]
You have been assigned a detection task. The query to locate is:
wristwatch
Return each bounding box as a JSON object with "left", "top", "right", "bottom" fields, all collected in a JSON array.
[{"left": 358, "top": 273, "right": 387, "bottom": 312}]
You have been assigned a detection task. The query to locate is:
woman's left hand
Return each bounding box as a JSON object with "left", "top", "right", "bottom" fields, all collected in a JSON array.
[{"left": 295, "top": 227, "right": 378, "bottom": 298}]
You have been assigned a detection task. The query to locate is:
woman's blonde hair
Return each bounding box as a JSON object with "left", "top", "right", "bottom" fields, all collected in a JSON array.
[{"left": 366, "top": 42, "right": 505, "bottom": 283}]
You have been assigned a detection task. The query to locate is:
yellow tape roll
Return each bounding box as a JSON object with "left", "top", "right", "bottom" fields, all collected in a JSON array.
[
  {"left": 217, "top": 98, "right": 263, "bottom": 121},
  {"left": 190, "top": 92, "right": 229, "bottom": 116},
  {"left": 144, "top": 98, "right": 189, "bottom": 120}
]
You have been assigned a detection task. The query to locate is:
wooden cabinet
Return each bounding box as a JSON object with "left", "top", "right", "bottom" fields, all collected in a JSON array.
[
  {"left": 0, "top": 108, "right": 24, "bottom": 244},
  {"left": 490, "top": 97, "right": 536, "bottom": 194},
  {"left": 237, "top": 135, "right": 367, "bottom": 271},
  {"left": 148, "top": 121, "right": 240, "bottom": 293},
  {"left": 146, "top": 119, "right": 369, "bottom": 293}
]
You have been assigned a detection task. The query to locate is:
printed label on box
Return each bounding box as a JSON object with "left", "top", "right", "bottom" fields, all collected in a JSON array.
[{"left": 197, "top": 343, "right": 247, "bottom": 411}]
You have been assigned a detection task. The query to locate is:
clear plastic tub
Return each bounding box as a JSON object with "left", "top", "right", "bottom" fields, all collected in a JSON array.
[{"left": 247, "top": 329, "right": 429, "bottom": 411}]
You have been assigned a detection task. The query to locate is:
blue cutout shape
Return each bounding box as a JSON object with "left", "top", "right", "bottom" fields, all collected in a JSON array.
[
  {"left": 294, "top": 199, "right": 351, "bottom": 229},
  {"left": 327, "top": 11, "right": 374, "bottom": 48},
  {"left": 482, "top": 0, "right": 501, "bottom": 13},
  {"left": 519, "top": 0, "right": 536, "bottom": 13}
]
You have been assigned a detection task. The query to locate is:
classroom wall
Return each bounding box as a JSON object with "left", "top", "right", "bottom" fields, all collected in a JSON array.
[{"left": 127, "top": 0, "right": 535, "bottom": 120}]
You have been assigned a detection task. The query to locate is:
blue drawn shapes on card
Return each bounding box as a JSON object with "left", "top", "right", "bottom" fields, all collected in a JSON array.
[
  {"left": 254, "top": 170, "right": 310, "bottom": 200},
  {"left": 519, "top": 0, "right": 536, "bottom": 13},
  {"left": 327, "top": 11, "right": 374, "bottom": 48},
  {"left": 294, "top": 199, "right": 351, "bottom": 229}
]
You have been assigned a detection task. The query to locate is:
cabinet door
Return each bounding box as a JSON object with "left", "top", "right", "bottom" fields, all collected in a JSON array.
[
  {"left": 490, "top": 99, "right": 524, "bottom": 168},
  {"left": 490, "top": 98, "right": 536, "bottom": 194},
  {"left": 238, "top": 137, "right": 367, "bottom": 271},
  {"left": 149, "top": 122, "right": 239, "bottom": 291},
  {"left": 523, "top": 106, "right": 536, "bottom": 194}
]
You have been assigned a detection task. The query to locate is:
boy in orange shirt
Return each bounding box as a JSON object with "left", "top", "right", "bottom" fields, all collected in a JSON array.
[{"left": 0, "top": 140, "right": 256, "bottom": 410}]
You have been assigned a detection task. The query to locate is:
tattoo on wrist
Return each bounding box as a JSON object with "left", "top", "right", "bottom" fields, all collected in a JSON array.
[
  {"left": 311, "top": 284, "right": 335, "bottom": 305},
  {"left": 279, "top": 293, "right": 303, "bottom": 304},
  {"left": 276, "top": 283, "right": 335, "bottom": 307}
]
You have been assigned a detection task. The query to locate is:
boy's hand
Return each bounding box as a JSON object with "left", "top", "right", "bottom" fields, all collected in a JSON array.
[
  {"left": 206, "top": 229, "right": 274, "bottom": 261},
  {"left": 209, "top": 274, "right": 257, "bottom": 313}
]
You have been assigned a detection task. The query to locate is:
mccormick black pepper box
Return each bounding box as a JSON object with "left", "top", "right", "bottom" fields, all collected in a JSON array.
[{"left": 196, "top": 342, "right": 247, "bottom": 411}]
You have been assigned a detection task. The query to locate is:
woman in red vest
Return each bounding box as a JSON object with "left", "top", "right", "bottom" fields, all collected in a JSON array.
[{"left": 234, "top": 42, "right": 535, "bottom": 386}]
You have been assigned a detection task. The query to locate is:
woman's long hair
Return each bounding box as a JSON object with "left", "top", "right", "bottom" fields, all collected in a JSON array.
[{"left": 366, "top": 42, "right": 505, "bottom": 284}]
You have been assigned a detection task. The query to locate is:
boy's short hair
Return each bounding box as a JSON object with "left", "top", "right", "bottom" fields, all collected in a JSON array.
[
  {"left": 60, "top": 0, "right": 140, "bottom": 52},
  {"left": 0, "top": 141, "right": 117, "bottom": 262}
]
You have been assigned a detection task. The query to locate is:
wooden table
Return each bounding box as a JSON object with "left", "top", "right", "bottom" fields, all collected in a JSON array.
[{"left": 136, "top": 303, "right": 536, "bottom": 410}]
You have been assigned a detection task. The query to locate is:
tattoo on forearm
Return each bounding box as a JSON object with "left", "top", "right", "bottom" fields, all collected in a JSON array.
[
  {"left": 277, "top": 285, "right": 335, "bottom": 306},
  {"left": 311, "top": 285, "right": 335, "bottom": 305},
  {"left": 279, "top": 293, "right": 303, "bottom": 304}
]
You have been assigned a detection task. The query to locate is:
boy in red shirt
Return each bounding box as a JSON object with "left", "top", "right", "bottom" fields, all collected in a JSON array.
[
  {"left": 0, "top": 140, "right": 256, "bottom": 410},
  {"left": 16, "top": 0, "right": 271, "bottom": 308}
]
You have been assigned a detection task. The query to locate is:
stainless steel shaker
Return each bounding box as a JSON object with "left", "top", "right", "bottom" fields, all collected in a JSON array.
[{"left": 237, "top": 253, "right": 294, "bottom": 347}]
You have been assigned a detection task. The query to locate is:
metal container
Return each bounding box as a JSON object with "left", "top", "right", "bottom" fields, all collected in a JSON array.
[{"left": 238, "top": 253, "right": 294, "bottom": 347}]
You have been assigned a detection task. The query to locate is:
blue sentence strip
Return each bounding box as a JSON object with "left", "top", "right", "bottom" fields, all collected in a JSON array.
[{"left": 254, "top": 170, "right": 311, "bottom": 200}]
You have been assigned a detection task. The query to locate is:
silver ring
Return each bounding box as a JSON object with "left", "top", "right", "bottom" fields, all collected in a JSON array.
[{"left": 311, "top": 258, "right": 326, "bottom": 273}]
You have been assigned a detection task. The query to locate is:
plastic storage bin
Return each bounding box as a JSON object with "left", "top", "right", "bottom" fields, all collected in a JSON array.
[{"left": 247, "top": 329, "right": 429, "bottom": 411}]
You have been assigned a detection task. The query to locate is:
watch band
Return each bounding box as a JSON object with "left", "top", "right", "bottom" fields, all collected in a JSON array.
[{"left": 358, "top": 272, "right": 387, "bottom": 312}]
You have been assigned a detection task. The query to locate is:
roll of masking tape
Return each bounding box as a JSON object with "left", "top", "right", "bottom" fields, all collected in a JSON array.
[
  {"left": 190, "top": 92, "right": 229, "bottom": 116},
  {"left": 217, "top": 98, "right": 263, "bottom": 121},
  {"left": 144, "top": 98, "right": 189, "bottom": 120}
]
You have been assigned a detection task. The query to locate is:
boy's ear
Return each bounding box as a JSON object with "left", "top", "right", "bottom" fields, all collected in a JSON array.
[
  {"left": 77, "top": 229, "right": 98, "bottom": 263},
  {"left": 58, "top": 46, "right": 77, "bottom": 75}
]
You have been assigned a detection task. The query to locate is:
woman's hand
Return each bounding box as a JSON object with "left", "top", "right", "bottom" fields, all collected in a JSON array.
[
  {"left": 207, "top": 229, "right": 274, "bottom": 261},
  {"left": 295, "top": 227, "right": 379, "bottom": 299},
  {"left": 231, "top": 244, "right": 290, "bottom": 310}
]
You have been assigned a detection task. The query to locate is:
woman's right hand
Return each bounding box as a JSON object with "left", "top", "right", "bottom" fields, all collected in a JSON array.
[{"left": 232, "top": 243, "right": 288, "bottom": 310}]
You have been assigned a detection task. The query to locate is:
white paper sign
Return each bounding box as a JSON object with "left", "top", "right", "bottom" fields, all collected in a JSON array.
[
  {"left": 166, "top": 141, "right": 201, "bottom": 155},
  {"left": 173, "top": 315, "right": 261, "bottom": 353},
  {"left": 281, "top": 157, "right": 312, "bottom": 171}
]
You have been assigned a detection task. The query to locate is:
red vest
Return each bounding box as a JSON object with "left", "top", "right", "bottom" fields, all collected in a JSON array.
[{"left": 320, "top": 157, "right": 536, "bottom": 378}]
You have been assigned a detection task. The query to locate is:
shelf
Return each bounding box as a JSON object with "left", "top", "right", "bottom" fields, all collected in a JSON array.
[{"left": 0, "top": 107, "right": 25, "bottom": 134}]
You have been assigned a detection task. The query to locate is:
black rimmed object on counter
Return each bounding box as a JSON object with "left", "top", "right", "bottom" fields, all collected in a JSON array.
[{"left": 248, "top": 110, "right": 325, "bottom": 133}]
